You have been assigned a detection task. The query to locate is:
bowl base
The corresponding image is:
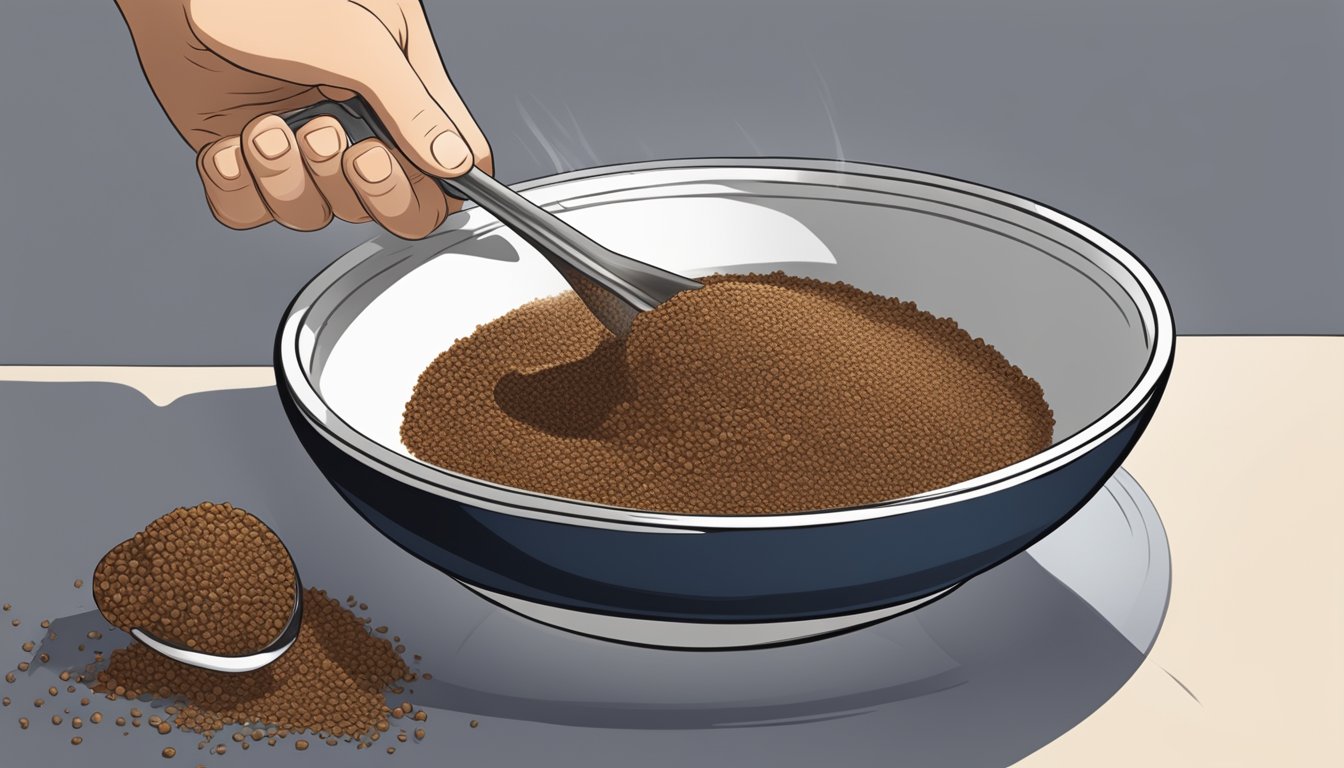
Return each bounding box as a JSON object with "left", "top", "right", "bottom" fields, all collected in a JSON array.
[
  {"left": 453, "top": 468, "right": 1164, "bottom": 650},
  {"left": 454, "top": 582, "right": 959, "bottom": 650}
]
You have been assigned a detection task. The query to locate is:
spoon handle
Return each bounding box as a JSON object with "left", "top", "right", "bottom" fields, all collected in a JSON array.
[
  {"left": 282, "top": 96, "right": 700, "bottom": 335},
  {"left": 280, "top": 96, "right": 621, "bottom": 277}
]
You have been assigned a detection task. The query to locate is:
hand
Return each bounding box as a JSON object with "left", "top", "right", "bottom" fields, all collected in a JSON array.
[{"left": 117, "top": 0, "right": 493, "bottom": 239}]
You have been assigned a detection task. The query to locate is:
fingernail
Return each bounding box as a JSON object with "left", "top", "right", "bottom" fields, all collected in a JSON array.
[
  {"left": 430, "top": 132, "right": 472, "bottom": 173},
  {"left": 252, "top": 128, "right": 290, "bottom": 160},
  {"left": 352, "top": 146, "right": 393, "bottom": 183},
  {"left": 212, "top": 146, "right": 241, "bottom": 180},
  {"left": 304, "top": 126, "right": 341, "bottom": 159}
]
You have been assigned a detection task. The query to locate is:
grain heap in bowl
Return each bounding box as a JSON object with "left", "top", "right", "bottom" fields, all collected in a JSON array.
[{"left": 401, "top": 272, "right": 1055, "bottom": 515}]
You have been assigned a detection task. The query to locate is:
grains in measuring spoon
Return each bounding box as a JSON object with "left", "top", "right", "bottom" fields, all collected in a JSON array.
[
  {"left": 92, "top": 502, "right": 296, "bottom": 655},
  {"left": 401, "top": 272, "right": 1055, "bottom": 514}
]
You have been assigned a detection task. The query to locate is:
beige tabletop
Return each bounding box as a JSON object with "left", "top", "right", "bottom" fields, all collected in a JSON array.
[
  {"left": 3, "top": 336, "right": 1341, "bottom": 765},
  {"left": 1019, "top": 336, "right": 1344, "bottom": 766}
]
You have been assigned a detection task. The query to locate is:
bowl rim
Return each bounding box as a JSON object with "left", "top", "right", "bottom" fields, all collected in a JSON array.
[{"left": 276, "top": 157, "right": 1175, "bottom": 531}]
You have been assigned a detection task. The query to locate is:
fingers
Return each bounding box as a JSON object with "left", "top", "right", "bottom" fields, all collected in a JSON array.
[
  {"left": 189, "top": 0, "right": 477, "bottom": 179},
  {"left": 197, "top": 138, "right": 271, "bottom": 230},
  {"left": 239, "top": 115, "right": 331, "bottom": 231},
  {"left": 343, "top": 140, "right": 448, "bottom": 239},
  {"left": 197, "top": 117, "right": 450, "bottom": 237},
  {"left": 292, "top": 116, "right": 371, "bottom": 223}
]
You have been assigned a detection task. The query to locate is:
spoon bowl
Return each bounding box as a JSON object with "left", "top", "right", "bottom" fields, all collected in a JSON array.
[{"left": 127, "top": 572, "right": 304, "bottom": 673}]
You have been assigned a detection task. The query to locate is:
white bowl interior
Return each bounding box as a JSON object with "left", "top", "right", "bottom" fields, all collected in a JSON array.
[{"left": 308, "top": 163, "right": 1157, "bottom": 471}]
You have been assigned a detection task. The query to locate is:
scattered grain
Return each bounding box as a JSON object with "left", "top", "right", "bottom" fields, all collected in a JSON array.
[{"left": 94, "top": 588, "right": 408, "bottom": 740}]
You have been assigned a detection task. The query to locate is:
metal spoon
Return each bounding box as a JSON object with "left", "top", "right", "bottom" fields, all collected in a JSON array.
[
  {"left": 282, "top": 96, "right": 702, "bottom": 336},
  {"left": 127, "top": 564, "right": 303, "bottom": 674}
]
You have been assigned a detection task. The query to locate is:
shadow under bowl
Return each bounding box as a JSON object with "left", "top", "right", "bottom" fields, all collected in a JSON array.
[{"left": 275, "top": 159, "right": 1174, "bottom": 648}]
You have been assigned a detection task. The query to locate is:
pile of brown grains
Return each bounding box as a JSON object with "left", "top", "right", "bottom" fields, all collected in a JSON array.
[
  {"left": 93, "top": 588, "right": 413, "bottom": 740},
  {"left": 92, "top": 502, "right": 296, "bottom": 656},
  {"left": 401, "top": 272, "right": 1056, "bottom": 514}
]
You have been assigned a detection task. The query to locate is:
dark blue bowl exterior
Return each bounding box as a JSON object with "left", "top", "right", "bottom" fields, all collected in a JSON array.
[{"left": 277, "top": 369, "right": 1165, "bottom": 623}]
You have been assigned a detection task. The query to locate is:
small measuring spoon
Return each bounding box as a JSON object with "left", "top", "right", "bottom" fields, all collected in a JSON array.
[
  {"left": 125, "top": 563, "right": 303, "bottom": 674},
  {"left": 282, "top": 96, "right": 702, "bottom": 337}
]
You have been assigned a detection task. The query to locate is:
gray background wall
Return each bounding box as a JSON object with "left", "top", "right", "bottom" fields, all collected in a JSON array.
[{"left": 1, "top": 0, "right": 1340, "bottom": 364}]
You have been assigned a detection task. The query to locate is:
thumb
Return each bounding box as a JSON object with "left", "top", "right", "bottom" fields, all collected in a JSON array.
[
  {"left": 354, "top": 85, "right": 474, "bottom": 180},
  {"left": 187, "top": 0, "right": 474, "bottom": 178}
]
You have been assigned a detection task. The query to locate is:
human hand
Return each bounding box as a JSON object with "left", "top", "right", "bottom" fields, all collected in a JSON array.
[{"left": 117, "top": 0, "right": 492, "bottom": 238}]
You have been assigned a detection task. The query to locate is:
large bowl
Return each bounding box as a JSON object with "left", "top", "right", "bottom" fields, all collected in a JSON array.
[{"left": 275, "top": 159, "right": 1174, "bottom": 649}]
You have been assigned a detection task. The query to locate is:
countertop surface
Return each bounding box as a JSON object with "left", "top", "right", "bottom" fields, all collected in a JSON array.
[
  {"left": 1018, "top": 336, "right": 1344, "bottom": 767},
  {"left": 0, "top": 336, "right": 1339, "bottom": 766}
]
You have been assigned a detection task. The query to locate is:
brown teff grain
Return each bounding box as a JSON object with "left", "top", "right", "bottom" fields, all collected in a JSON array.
[
  {"left": 93, "top": 588, "right": 409, "bottom": 739},
  {"left": 401, "top": 273, "right": 1055, "bottom": 514},
  {"left": 92, "top": 502, "right": 296, "bottom": 655}
]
